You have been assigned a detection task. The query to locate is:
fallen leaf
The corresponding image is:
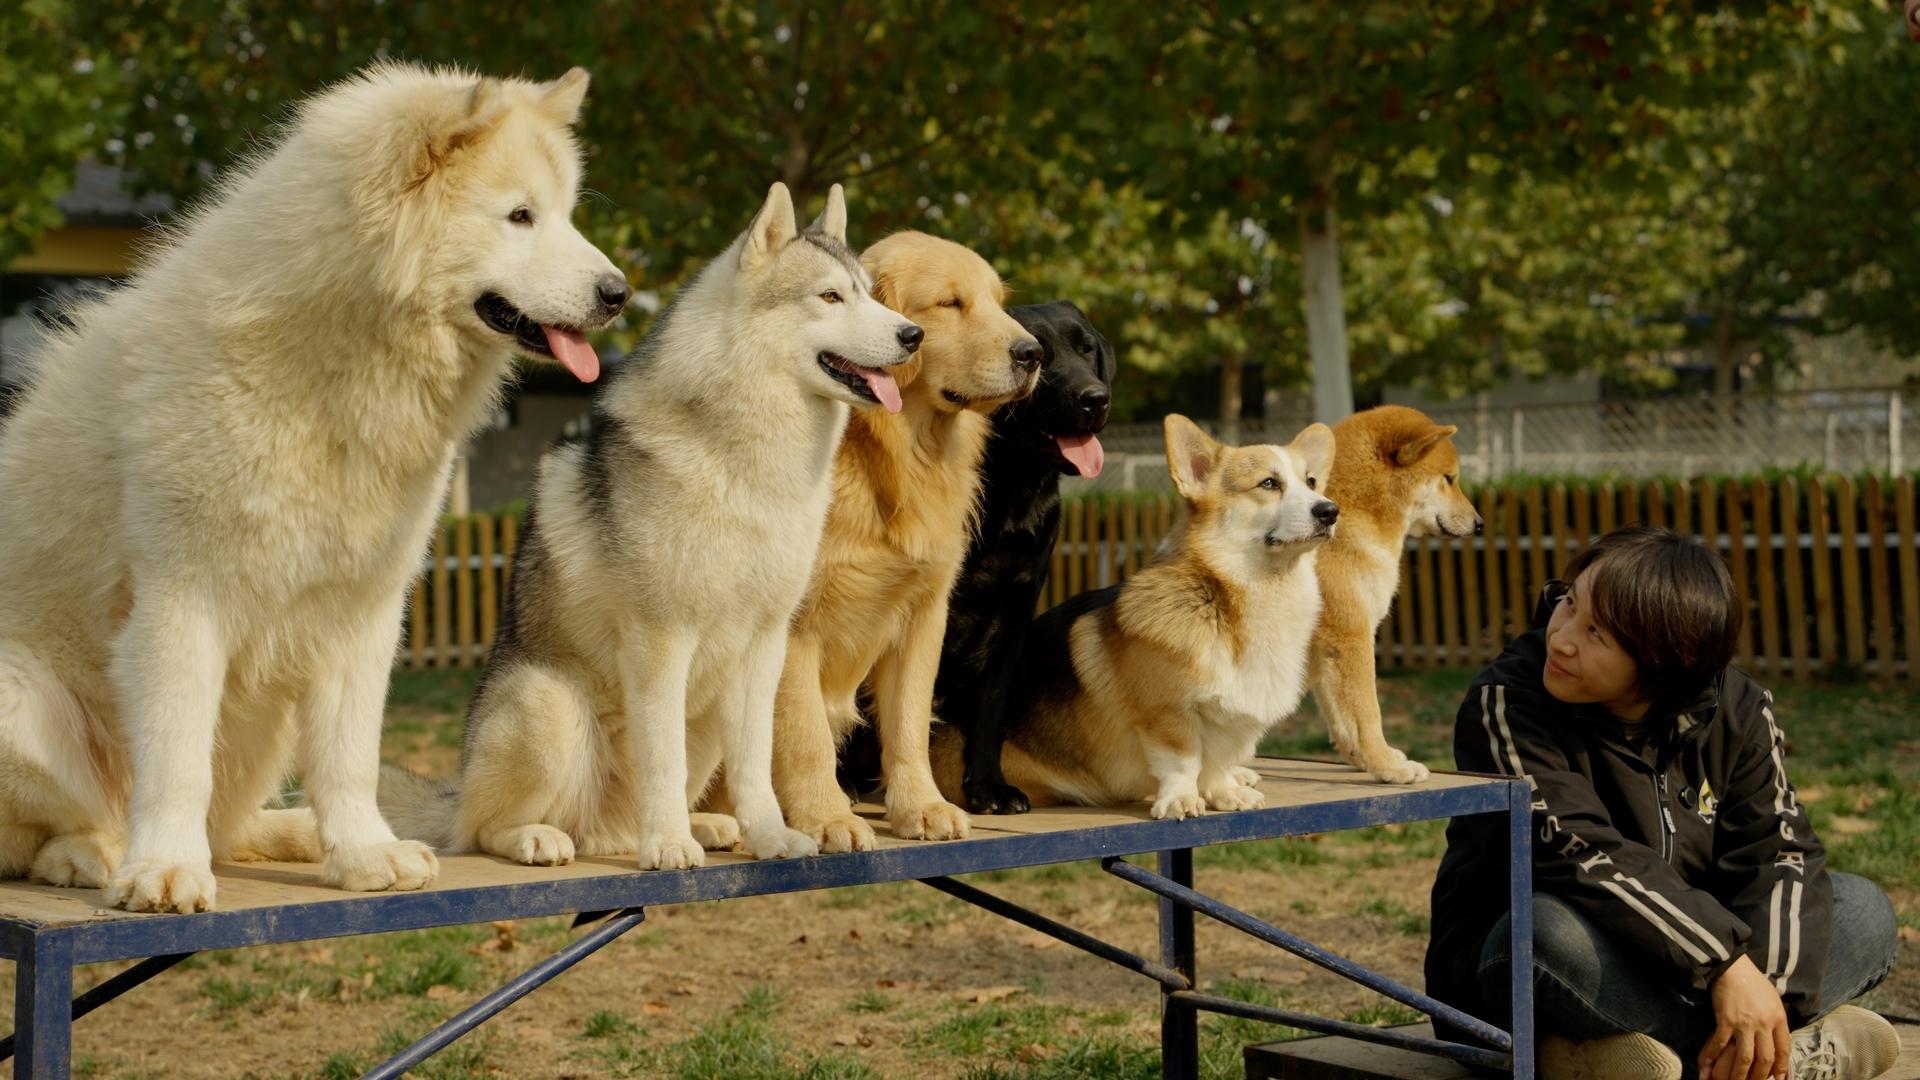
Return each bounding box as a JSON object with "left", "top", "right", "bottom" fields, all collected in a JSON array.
[
  {"left": 1016, "top": 1044, "right": 1054, "bottom": 1063},
  {"left": 642, "top": 1001, "right": 671, "bottom": 1016},
  {"left": 848, "top": 928, "right": 861, "bottom": 940},
  {"left": 1826, "top": 814, "right": 1877, "bottom": 836},
  {"left": 360, "top": 971, "right": 376, "bottom": 990},
  {"left": 831, "top": 1030, "right": 862, "bottom": 1047},
  {"left": 425, "top": 984, "right": 458, "bottom": 1001},
  {"left": 965, "top": 986, "right": 1024, "bottom": 1004},
  {"left": 876, "top": 979, "right": 897, "bottom": 989},
  {"left": 304, "top": 946, "right": 334, "bottom": 965},
  {"left": 1897, "top": 925, "right": 1919, "bottom": 943},
  {"left": 792, "top": 933, "right": 808, "bottom": 944}
]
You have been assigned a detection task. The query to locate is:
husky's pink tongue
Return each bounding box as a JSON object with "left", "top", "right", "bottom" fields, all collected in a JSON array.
[
  {"left": 1055, "top": 433, "right": 1105, "bottom": 477},
  {"left": 541, "top": 325, "right": 600, "bottom": 383},
  {"left": 861, "top": 368, "right": 903, "bottom": 414}
]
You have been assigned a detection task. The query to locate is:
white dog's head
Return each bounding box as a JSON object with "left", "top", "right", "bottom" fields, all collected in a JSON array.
[
  {"left": 1166, "top": 415, "right": 1339, "bottom": 570},
  {"left": 315, "top": 65, "right": 628, "bottom": 382},
  {"left": 735, "top": 182, "right": 922, "bottom": 413}
]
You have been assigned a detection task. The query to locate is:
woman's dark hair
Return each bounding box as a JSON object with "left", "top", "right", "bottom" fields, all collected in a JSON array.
[{"left": 1561, "top": 525, "right": 1743, "bottom": 710}]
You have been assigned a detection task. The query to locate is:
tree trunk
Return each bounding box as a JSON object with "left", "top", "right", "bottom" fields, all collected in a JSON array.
[
  {"left": 1711, "top": 305, "right": 1738, "bottom": 396},
  {"left": 1218, "top": 354, "right": 1244, "bottom": 445},
  {"left": 1300, "top": 192, "right": 1354, "bottom": 423}
]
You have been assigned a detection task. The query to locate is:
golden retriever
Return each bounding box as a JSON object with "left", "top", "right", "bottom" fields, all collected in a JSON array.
[{"left": 768, "top": 231, "right": 1042, "bottom": 851}]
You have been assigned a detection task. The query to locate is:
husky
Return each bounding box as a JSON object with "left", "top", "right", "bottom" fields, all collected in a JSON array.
[
  {"left": 947, "top": 416, "right": 1337, "bottom": 818},
  {"left": 380, "top": 183, "right": 921, "bottom": 870},
  {"left": 0, "top": 64, "right": 625, "bottom": 912},
  {"left": 1308, "top": 406, "right": 1481, "bottom": 784}
]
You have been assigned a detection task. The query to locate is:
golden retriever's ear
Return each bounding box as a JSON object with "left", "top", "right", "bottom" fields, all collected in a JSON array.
[
  {"left": 1290, "top": 423, "right": 1336, "bottom": 486},
  {"left": 537, "top": 67, "right": 591, "bottom": 126},
  {"left": 1164, "top": 414, "right": 1221, "bottom": 502},
  {"left": 807, "top": 183, "right": 848, "bottom": 245},
  {"left": 1393, "top": 423, "right": 1459, "bottom": 467},
  {"left": 742, "top": 182, "right": 797, "bottom": 269},
  {"left": 866, "top": 262, "right": 899, "bottom": 310}
]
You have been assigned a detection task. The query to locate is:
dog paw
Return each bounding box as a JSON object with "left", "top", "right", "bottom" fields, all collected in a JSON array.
[
  {"left": 31, "top": 833, "right": 123, "bottom": 889},
  {"left": 1204, "top": 784, "right": 1266, "bottom": 812},
  {"left": 743, "top": 824, "right": 819, "bottom": 861},
  {"left": 635, "top": 831, "right": 705, "bottom": 871},
  {"left": 689, "top": 813, "right": 742, "bottom": 852},
  {"left": 106, "top": 858, "right": 216, "bottom": 913},
  {"left": 891, "top": 800, "right": 972, "bottom": 841},
  {"left": 795, "top": 814, "right": 876, "bottom": 853},
  {"left": 498, "top": 824, "right": 575, "bottom": 866},
  {"left": 1228, "top": 765, "right": 1262, "bottom": 789},
  {"left": 1150, "top": 791, "right": 1207, "bottom": 821},
  {"left": 1369, "top": 757, "right": 1430, "bottom": 785},
  {"left": 962, "top": 779, "right": 1032, "bottom": 815},
  {"left": 326, "top": 840, "right": 439, "bottom": 892}
]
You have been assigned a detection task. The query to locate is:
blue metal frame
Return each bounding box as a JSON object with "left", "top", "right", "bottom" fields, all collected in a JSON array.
[{"left": 0, "top": 767, "right": 1533, "bottom": 1079}]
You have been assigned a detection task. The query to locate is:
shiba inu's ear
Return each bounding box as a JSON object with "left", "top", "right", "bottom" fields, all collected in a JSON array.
[
  {"left": 808, "top": 184, "right": 848, "bottom": 245},
  {"left": 537, "top": 67, "right": 592, "bottom": 126},
  {"left": 744, "top": 182, "right": 798, "bottom": 268},
  {"left": 1164, "top": 414, "right": 1220, "bottom": 501},
  {"left": 1289, "top": 423, "right": 1336, "bottom": 486},
  {"left": 1392, "top": 423, "right": 1458, "bottom": 466}
]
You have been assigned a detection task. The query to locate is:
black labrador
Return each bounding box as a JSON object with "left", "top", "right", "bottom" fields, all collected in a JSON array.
[{"left": 842, "top": 301, "right": 1117, "bottom": 813}]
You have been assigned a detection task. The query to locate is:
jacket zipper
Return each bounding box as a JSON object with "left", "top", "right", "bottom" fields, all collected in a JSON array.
[{"left": 1654, "top": 773, "right": 1675, "bottom": 863}]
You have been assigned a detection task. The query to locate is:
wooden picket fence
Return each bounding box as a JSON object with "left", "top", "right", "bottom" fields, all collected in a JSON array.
[{"left": 399, "top": 475, "right": 1920, "bottom": 683}]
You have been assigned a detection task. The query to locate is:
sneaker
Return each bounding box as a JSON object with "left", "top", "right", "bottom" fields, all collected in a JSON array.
[
  {"left": 1540, "top": 1031, "right": 1683, "bottom": 1080},
  {"left": 1789, "top": 1004, "right": 1900, "bottom": 1080}
]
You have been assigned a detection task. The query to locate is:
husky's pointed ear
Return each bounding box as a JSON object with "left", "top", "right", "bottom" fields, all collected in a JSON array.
[
  {"left": 1164, "top": 414, "right": 1221, "bottom": 502},
  {"left": 1289, "top": 422, "right": 1336, "bottom": 488},
  {"left": 537, "top": 67, "right": 591, "bottom": 126},
  {"left": 743, "top": 182, "right": 798, "bottom": 268},
  {"left": 1393, "top": 423, "right": 1458, "bottom": 467},
  {"left": 808, "top": 183, "right": 848, "bottom": 245},
  {"left": 413, "top": 77, "right": 509, "bottom": 187}
]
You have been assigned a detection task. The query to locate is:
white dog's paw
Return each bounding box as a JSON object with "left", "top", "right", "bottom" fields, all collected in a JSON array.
[
  {"left": 1369, "top": 757, "right": 1430, "bottom": 785},
  {"left": 106, "top": 858, "right": 217, "bottom": 913},
  {"left": 689, "top": 813, "right": 742, "bottom": 852},
  {"left": 890, "top": 800, "right": 972, "bottom": 842},
  {"left": 501, "top": 824, "right": 575, "bottom": 866},
  {"left": 1151, "top": 791, "right": 1207, "bottom": 821},
  {"left": 31, "top": 833, "right": 124, "bottom": 889},
  {"left": 1229, "top": 765, "right": 1263, "bottom": 788},
  {"left": 1204, "top": 785, "right": 1266, "bottom": 812},
  {"left": 635, "top": 831, "right": 705, "bottom": 871},
  {"left": 743, "top": 824, "right": 819, "bottom": 861},
  {"left": 326, "top": 840, "right": 439, "bottom": 892},
  {"left": 793, "top": 814, "right": 876, "bottom": 854}
]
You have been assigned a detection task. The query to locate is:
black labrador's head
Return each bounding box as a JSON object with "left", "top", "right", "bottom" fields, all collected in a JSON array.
[{"left": 997, "top": 301, "right": 1116, "bottom": 477}]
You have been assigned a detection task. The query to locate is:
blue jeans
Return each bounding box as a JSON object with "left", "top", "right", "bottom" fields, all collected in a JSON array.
[{"left": 1476, "top": 873, "right": 1897, "bottom": 1056}]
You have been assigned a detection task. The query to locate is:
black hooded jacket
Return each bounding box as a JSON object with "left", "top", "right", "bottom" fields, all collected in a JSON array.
[{"left": 1426, "top": 582, "right": 1832, "bottom": 1033}]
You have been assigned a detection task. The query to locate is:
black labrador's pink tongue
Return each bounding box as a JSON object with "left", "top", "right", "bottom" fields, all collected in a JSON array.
[
  {"left": 861, "top": 367, "right": 902, "bottom": 414},
  {"left": 1055, "top": 433, "right": 1104, "bottom": 477},
  {"left": 541, "top": 325, "right": 600, "bottom": 383}
]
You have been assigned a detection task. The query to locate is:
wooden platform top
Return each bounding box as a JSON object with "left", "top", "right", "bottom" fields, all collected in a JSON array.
[{"left": 0, "top": 759, "right": 1517, "bottom": 960}]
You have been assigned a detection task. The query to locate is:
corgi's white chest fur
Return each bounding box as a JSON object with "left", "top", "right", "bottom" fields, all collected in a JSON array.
[{"left": 1193, "top": 551, "right": 1323, "bottom": 734}]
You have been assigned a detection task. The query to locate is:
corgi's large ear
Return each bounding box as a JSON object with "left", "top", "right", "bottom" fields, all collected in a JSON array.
[
  {"left": 537, "top": 67, "right": 591, "bottom": 126},
  {"left": 1394, "top": 423, "right": 1458, "bottom": 467},
  {"left": 1290, "top": 422, "right": 1336, "bottom": 488},
  {"left": 743, "top": 182, "right": 798, "bottom": 269},
  {"left": 1164, "top": 414, "right": 1221, "bottom": 502},
  {"left": 808, "top": 183, "right": 848, "bottom": 245}
]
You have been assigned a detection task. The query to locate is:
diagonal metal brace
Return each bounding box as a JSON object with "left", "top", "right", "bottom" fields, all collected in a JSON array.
[
  {"left": 361, "top": 906, "right": 647, "bottom": 1080},
  {"left": 0, "top": 951, "right": 193, "bottom": 1063},
  {"left": 1101, "top": 856, "right": 1511, "bottom": 1052},
  {"left": 919, "top": 876, "right": 1190, "bottom": 989},
  {"left": 1174, "top": 991, "right": 1511, "bottom": 1071}
]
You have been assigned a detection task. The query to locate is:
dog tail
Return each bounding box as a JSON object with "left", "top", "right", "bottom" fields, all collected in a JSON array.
[{"left": 377, "top": 764, "right": 460, "bottom": 851}]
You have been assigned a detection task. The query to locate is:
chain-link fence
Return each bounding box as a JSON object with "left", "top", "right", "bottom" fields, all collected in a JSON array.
[{"left": 1083, "top": 385, "right": 1916, "bottom": 491}]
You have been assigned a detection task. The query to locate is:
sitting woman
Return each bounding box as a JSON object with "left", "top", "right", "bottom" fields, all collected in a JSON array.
[{"left": 1425, "top": 525, "right": 1900, "bottom": 1080}]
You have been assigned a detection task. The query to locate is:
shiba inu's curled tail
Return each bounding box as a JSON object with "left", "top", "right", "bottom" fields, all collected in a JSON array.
[{"left": 376, "top": 765, "right": 460, "bottom": 852}]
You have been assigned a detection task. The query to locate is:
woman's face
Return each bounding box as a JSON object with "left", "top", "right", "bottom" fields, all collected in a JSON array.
[{"left": 1543, "top": 570, "right": 1650, "bottom": 720}]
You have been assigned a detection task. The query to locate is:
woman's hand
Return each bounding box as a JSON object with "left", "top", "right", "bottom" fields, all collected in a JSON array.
[{"left": 1698, "top": 954, "right": 1792, "bottom": 1080}]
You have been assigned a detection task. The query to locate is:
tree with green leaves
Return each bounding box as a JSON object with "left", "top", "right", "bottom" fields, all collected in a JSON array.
[{"left": 0, "top": 1, "right": 128, "bottom": 265}]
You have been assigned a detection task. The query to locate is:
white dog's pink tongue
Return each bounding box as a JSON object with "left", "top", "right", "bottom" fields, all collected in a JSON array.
[
  {"left": 1055, "top": 433, "right": 1105, "bottom": 477},
  {"left": 542, "top": 325, "right": 600, "bottom": 383},
  {"left": 862, "top": 368, "right": 903, "bottom": 414}
]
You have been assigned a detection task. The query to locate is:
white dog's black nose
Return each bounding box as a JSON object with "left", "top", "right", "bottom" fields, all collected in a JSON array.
[
  {"left": 898, "top": 324, "right": 924, "bottom": 352},
  {"left": 1312, "top": 500, "right": 1340, "bottom": 525},
  {"left": 1012, "top": 338, "right": 1043, "bottom": 370},
  {"left": 596, "top": 275, "right": 632, "bottom": 313}
]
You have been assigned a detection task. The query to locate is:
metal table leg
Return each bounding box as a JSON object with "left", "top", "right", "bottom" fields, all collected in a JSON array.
[
  {"left": 1508, "top": 782, "right": 1536, "bottom": 1079},
  {"left": 13, "top": 930, "right": 74, "bottom": 1080},
  {"left": 1159, "top": 849, "right": 1197, "bottom": 1080}
]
